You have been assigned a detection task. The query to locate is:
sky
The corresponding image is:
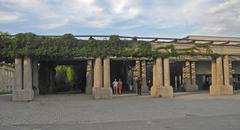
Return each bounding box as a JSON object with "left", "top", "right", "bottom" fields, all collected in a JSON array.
[{"left": 0, "top": 0, "right": 240, "bottom": 38}]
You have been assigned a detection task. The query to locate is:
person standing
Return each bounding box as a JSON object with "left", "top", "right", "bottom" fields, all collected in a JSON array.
[
  {"left": 118, "top": 79, "right": 123, "bottom": 94},
  {"left": 137, "top": 77, "right": 142, "bottom": 95},
  {"left": 112, "top": 79, "right": 118, "bottom": 94},
  {"left": 147, "top": 79, "right": 151, "bottom": 91}
]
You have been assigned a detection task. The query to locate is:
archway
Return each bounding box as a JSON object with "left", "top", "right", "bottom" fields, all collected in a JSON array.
[
  {"left": 38, "top": 60, "right": 87, "bottom": 95},
  {"left": 170, "top": 61, "right": 184, "bottom": 92},
  {"left": 110, "top": 60, "right": 135, "bottom": 94}
]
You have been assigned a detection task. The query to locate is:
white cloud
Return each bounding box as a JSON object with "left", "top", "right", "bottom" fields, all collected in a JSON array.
[
  {"left": 0, "top": 0, "right": 240, "bottom": 35},
  {"left": 0, "top": 0, "right": 142, "bottom": 29},
  {"left": 0, "top": 11, "right": 19, "bottom": 23},
  {"left": 200, "top": 0, "right": 240, "bottom": 34},
  {"left": 33, "top": 20, "right": 69, "bottom": 29},
  {"left": 107, "top": 0, "right": 140, "bottom": 18}
]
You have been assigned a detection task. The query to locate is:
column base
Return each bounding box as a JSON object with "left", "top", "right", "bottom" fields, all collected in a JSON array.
[
  {"left": 210, "top": 85, "right": 233, "bottom": 96},
  {"left": 12, "top": 90, "right": 34, "bottom": 101},
  {"left": 86, "top": 86, "right": 92, "bottom": 94},
  {"left": 184, "top": 84, "right": 198, "bottom": 92},
  {"left": 222, "top": 85, "right": 233, "bottom": 95},
  {"left": 151, "top": 86, "right": 159, "bottom": 97},
  {"left": 142, "top": 85, "right": 149, "bottom": 93},
  {"left": 34, "top": 88, "right": 39, "bottom": 96},
  {"left": 159, "top": 86, "right": 173, "bottom": 98},
  {"left": 92, "top": 87, "right": 113, "bottom": 99}
]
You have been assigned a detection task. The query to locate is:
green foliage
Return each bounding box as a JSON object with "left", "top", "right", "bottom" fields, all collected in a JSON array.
[
  {"left": 0, "top": 32, "right": 217, "bottom": 59},
  {"left": 55, "top": 65, "right": 74, "bottom": 82}
]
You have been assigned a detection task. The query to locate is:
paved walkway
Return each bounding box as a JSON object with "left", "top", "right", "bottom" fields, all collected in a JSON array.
[{"left": 0, "top": 92, "right": 240, "bottom": 130}]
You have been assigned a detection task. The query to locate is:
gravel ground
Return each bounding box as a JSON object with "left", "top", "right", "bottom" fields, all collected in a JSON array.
[{"left": 0, "top": 91, "right": 240, "bottom": 130}]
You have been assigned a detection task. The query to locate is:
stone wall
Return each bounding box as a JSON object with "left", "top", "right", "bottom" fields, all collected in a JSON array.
[{"left": 0, "top": 64, "right": 15, "bottom": 93}]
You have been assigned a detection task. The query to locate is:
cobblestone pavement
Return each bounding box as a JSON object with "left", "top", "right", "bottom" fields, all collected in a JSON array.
[{"left": 1, "top": 92, "right": 240, "bottom": 130}]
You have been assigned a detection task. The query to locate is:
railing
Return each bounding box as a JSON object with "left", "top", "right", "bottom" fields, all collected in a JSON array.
[{"left": 0, "top": 64, "right": 14, "bottom": 93}]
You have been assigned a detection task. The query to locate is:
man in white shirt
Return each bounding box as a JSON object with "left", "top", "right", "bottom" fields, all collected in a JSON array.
[{"left": 112, "top": 79, "right": 118, "bottom": 94}]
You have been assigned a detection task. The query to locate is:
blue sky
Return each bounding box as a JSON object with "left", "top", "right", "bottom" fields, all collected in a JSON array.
[{"left": 0, "top": 0, "right": 239, "bottom": 38}]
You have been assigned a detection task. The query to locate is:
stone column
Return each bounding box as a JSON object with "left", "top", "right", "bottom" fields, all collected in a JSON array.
[
  {"left": 163, "top": 58, "right": 170, "bottom": 86},
  {"left": 183, "top": 61, "right": 198, "bottom": 92},
  {"left": 23, "top": 58, "right": 33, "bottom": 90},
  {"left": 159, "top": 58, "right": 173, "bottom": 97},
  {"left": 210, "top": 57, "right": 221, "bottom": 96},
  {"left": 222, "top": 55, "right": 233, "bottom": 95},
  {"left": 141, "top": 60, "right": 149, "bottom": 93},
  {"left": 92, "top": 57, "right": 102, "bottom": 99},
  {"left": 32, "top": 60, "right": 39, "bottom": 95},
  {"left": 133, "top": 60, "right": 141, "bottom": 92},
  {"left": 191, "top": 62, "right": 197, "bottom": 86},
  {"left": 93, "top": 57, "right": 103, "bottom": 89},
  {"left": 13, "top": 57, "right": 34, "bottom": 101},
  {"left": 183, "top": 61, "right": 191, "bottom": 86},
  {"left": 229, "top": 59, "right": 233, "bottom": 85},
  {"left": 210, "top": 56, "right": 233, "bottom": 96},
  {"left": 151, "top": 57, "right": 173, "bottom": 98},
  {"left": 103, "top": 58, "right": 110, "bottom": 88},
  {"left": 224, "top": 56, "right": 230, "bottom": 86},
  {"left": 14, "top": 58, "right": 23, "bottom": 91},
  {"left": 93, "top": 57, "right": 112, "bottom": 99},
  {"left": 86, "top": 60, "right": 93, "bottom": 94},
  {"left": 151, "top": 61, "right": 158, "bottom": 97},
  {"left": 13, "top": 58, "right": 23, "bottom": 101},
  {"left": 216, "top": 57, "right": 224, "bottom": 85},
  {"left": 211, "top": 58, "right": 217, "bottom": 87},
  {"left": 102, "top": 57, "right": 112, "bottom": 98},
  {"left": 151, "top": 58, "right": 162, "bottom": 97},
  {"left": 156, "top": 58, "right": 163, "bottom": 86}
]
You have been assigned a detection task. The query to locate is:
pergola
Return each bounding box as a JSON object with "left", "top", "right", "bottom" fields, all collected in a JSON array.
[{"left": 5, "top": 34, "right": 239, "bottom": 101}]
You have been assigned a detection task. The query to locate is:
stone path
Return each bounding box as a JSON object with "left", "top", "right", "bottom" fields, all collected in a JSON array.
[{"left": 0, "top": 92, "right": 240, "bottom": 130}]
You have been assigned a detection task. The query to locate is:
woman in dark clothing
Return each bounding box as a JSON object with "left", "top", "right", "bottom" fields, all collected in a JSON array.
[{"left": 137, "top": 77, "right": 142, "bottom": 95}]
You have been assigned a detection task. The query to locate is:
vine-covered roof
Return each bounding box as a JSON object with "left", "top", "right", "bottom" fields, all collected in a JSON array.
[{"left": 0, "top": 32, "right": 217, "bottom": 61}]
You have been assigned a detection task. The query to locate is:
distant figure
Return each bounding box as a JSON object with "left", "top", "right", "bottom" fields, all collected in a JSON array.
[
  {"left": 112, "top": 79, "right": 118, "bottom": 94},
  {"left": 147, "top": 79, "right": 151, "bottom": 91},
  {"left": 129, "top": 84, "right": 133, "bottom": 91},
  {"left": 118, "top": 79, "right": 123, "bottom": 94},
  {"left": 137, "top": 77, "right": 142, "bottom": 95}
]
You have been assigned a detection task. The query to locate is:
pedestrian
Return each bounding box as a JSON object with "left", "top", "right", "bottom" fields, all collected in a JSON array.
[
  {"left": 137, "top": 77, "right": 142, "bottom": 95},
  {"left": 147, "top": 79, "right": 151, "bottom": 91},
  {"left": 118, "top": 79, "right": 123, "bottom": 94},
  {"left": 112, "top": 79, "right": 118, "bottom": 94}
]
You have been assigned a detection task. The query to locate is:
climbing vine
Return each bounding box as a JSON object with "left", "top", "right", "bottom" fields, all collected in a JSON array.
[{"left": 0, "top": 32, "right": 218, "bottom": 60}]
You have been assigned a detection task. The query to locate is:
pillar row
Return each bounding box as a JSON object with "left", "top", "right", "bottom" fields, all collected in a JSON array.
[
  {"left": 151, "top": 57, "right": 173, "bottom": 98},
  {"left": 210, "top": 56, "right": 233, "bottom": 96}
]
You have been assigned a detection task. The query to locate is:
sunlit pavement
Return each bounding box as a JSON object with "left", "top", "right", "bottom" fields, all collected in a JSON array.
[{"left": 0, "top": 91, "right": 240, "bottom": 130}]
